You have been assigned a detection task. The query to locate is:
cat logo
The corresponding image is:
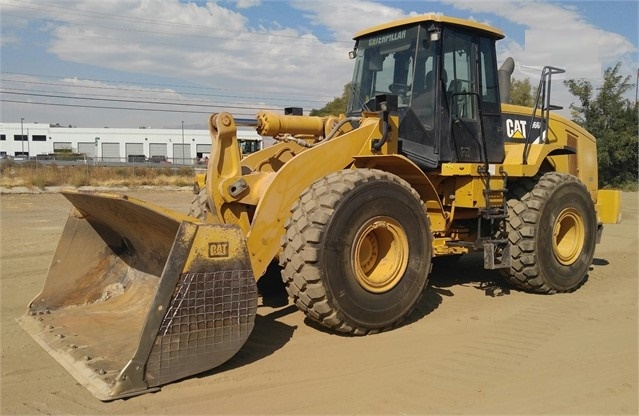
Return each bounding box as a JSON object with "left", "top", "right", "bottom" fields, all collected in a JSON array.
[
  {"left": 506, "top": 118, "right": 527, "bottom": 140},
  {"left": 208, "top": 242, "right": 229, "bottom": 258}
]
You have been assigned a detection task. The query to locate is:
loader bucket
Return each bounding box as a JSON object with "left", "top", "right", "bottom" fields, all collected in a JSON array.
[{"left": 17, "top": 190, "right": 258, "bottom": 401}]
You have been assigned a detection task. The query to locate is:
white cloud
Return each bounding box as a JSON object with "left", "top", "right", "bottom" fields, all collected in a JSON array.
[
  {"left": 443, "top": 0, "right": 636, "bottom": 70},
  {"left": 290, "top": 0, "right": 409, "bottom": 40},
  {"left": 235, "top": 0, "right": 262, "bottom": 9},
  {"left": 28, "top": 1, "right": 352, "bottom": 115},
  {"left": 523, "top": 29, "right": 600, "bottom": 79},
  {"left": 2, "top": 0, "right": 636, "bottom": 127},
  {"left": 442, "top": 0, "right": 637, "bottom": 112},
  {"left": 2, "top": 0, "right": 363, "bottom": 127},
  {"left": 0, "top": 33, "right": 21, "bottom": 47}
]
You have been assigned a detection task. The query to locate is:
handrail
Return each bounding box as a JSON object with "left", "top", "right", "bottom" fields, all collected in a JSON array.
[{"left": 522, "top": 66, "right": 565, "bottom": 164}]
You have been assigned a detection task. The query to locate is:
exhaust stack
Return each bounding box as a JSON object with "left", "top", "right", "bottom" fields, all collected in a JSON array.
[{"left": 498, "top": 57, "right": 515, "bottom": 104}]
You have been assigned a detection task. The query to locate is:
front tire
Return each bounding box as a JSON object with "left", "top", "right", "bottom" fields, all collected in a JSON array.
[
  {"left": 280, "top": 169, "right": 432, "bottom": 334},
  {"left": 188, "top": 186, "right": 215, "bottom": 222},
  {"left": 503, "top": 172, "right": 597, "bottom": 293}
]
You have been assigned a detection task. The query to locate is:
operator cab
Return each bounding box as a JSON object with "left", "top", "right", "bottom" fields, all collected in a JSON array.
[{"left": 348, "top": 15, "right": 505, "bottom": 169}]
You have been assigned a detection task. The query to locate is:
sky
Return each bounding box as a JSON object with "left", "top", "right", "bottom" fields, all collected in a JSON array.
[{"left": 1, "top": 0, "right": 637, "bottom": 129}]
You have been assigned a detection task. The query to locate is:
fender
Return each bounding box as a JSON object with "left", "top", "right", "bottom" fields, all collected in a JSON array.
[
  {"left": 353, "top": 154, "right": 448, "bottom": 232},
  {"left": 245, "top": 118, "right": 382, "bottom": 278}
]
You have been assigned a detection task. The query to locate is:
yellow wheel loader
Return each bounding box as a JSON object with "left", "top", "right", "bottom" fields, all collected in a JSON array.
[{"left": 19, "top": 14, "right": 622, "bottom": 400}]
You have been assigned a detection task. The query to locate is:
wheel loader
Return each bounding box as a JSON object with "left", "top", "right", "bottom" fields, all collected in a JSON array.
[{"left": 18, "top": 14, "right": 622, "bottom": 400}]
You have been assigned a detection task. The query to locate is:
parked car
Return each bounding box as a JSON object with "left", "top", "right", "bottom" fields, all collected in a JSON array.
[
  {"left": 147, "top": 155, "right": 171, "bottom": 164},
  {"left": 127, "top": 155, "right": 146, "bottom": 163}
]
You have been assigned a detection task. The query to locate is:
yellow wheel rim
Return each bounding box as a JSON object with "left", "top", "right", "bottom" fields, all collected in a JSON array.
[
  {"left": 552, "top": 207, "right": 585, "bottom": 265},
  {"left": 352, "top": 216, "right": 409, "bottom": 293}
]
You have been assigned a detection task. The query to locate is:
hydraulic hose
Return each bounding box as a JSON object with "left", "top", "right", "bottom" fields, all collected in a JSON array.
[{"left": 372, "top": 109, "right": 389, "bottom": 151}]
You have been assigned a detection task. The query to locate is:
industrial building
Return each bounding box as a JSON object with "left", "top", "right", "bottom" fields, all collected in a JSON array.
[{"left": 0, "top": 122, "right": 262, "bottom": 164}]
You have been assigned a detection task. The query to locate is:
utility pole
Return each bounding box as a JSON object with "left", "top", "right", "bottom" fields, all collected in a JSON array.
[
  {"left": 20, "top": 117, "right": 24, "bottom": 156},
  {"left": 94, "top": 137, "right": 100, "bottom": 165},
  {"left": 635, "top": 67, "right": 638, "bottom": 108},
  {"left": 181, "top": 121, "right": 185, "bottom": 165}
]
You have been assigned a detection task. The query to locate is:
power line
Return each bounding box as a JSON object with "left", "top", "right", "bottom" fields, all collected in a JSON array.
[
  {"left": 1, "top": 72, "right": 340, "bottom": 100},
  {"left": 1, "top": 10, "right": 343, "bottom": 49},
  {"left": 0, "top": 78, "right": 334, "bottom": 104},
  {"left": 2, "top": 85, "right": 284, "bottom": 106},
  {"left": 18, "top": 27, "right": 347, "bottom": 61},
  {"left": 0, "top": 90, "right": 279, "bottom": 112},
  {"left": 2, "top": 0, "right": 352, "bottom": 45},
  {"left": 0, "top": 98, "right": 259, "bottom": 117}
]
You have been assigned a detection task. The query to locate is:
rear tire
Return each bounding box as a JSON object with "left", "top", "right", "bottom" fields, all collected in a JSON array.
[
  {"left": 188, "top": 186, "right": 214, "bottom": 221},
  {"left": 280, "top": 169, "right": 432, "bottom": 334},
  {"left": 503, "top": 172, "right": 597, "bottom": 293}
]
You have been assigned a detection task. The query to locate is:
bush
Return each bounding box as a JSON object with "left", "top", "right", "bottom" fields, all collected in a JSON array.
[{"left": 0, "top": 164, "right": 196, "bottom": 189}]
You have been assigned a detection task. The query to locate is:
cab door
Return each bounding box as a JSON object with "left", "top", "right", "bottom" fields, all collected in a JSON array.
[{"left": 439, "top": 27, "right": 504, "bottom": 164}]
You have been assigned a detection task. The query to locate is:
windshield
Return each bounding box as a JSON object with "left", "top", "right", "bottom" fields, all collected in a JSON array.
[{"left": 348, "top": 25, "right": 433, "bottom": 115}]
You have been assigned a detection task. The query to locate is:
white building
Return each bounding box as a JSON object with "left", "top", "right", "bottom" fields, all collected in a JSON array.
[{"left": 0, "top": 122, "right": 262, "bottom": 164}]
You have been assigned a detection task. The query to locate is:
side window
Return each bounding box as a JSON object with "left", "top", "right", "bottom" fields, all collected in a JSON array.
[
  {"left": 479, "top": 37, "right": 499, "bottom": 113},
  {"left": 374, "top": 48, "right": 414, "bottom": 106},
  {"left": 355, "top": 46, "right": 414, "bottom": 106},
  {"left": 443, "top": 30, "right": 476, "bottom": 119},
  {"left": 409, "top": 27, "right": 437, "bottom": 128}
]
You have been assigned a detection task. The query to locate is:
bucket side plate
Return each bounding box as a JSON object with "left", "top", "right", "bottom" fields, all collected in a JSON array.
[{"left": 18, "top": 191, "right": 258, "bottom": 401}]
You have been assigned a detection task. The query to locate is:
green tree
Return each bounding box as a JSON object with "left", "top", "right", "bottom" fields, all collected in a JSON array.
[
  {"left": 310, "top": 83, "right": 350, "bottom": 116},
  {"left": 564, "top": 62, "right": 638, "bottom": 188},
  {"left": 510, "top": 77, "right": 535, "bottom": 107}
]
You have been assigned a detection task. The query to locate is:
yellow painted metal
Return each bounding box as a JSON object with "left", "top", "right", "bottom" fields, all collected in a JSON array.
[
  {"left": 453, "top": 176, "right": 506, "bottom": 209},
  {"left": 245, "top": 117, "right": 382, "bottom": 278},
  {"left": 241, "top": 141, "right": 308, "bottom": 172},
  {"left": 204, "top": 111, "right": 454, "bottom": 278},
  {"left": 200, "top": 112, "right": 396, "bottom": 278},
  {"left": 193, "top": 172, "right": 206, "bottom": 194},
  {"left": 596, "top": 189, "right": 622, "bottom": 224},
  {"left": 353, "top": 154, "right": 447, "bottom": 231},
  {"left": 240, "top": 113, "right": 445, "bottom": 278},
  {"left": 256, "top": 111, "right": 326, "bottom": 137},
  {"left": 219, "top": 171, "right": 275, "bottom": 205},
  {"left": 15, "top": 191, "right": 193, "bottom": 399},
  {"left": 353, "top": 13, "right": 504, "bottom": 40},
  {"left": 206, "top": 113, "right": 251, "bottom": 234},
  {"left": 182, "top": 221, "right": 253, "bottom": 272},
  {"left": 20, "top": 11, "right": 623, "bottom": 402},
  {"left": 352, "top": 216, "right": 409, "bottom": 293},
  {"left": 440, "top": 162, "right": 482, "bottom": 176},
  {"left": 432, "top": 237, "right": 472, "bottom": 256},
  {"left": 552, "top": 207, "right": 586, "bottom": 266},
  {"left": 18, "top": 190, "right": 257, "bottom": 400},
  {"left": 501, "top": 103, "right": 599, "bottom": 198}
]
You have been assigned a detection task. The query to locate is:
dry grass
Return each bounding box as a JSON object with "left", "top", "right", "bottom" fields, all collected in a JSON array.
[{"left": 0, "top": 160, "right": 197, "bottom": 188}]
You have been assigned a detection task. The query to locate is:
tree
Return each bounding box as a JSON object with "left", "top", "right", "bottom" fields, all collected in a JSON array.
[
  {"left": 510, "top": 77, "right": 535, "bottom": 107},
  {"left": 310, "top": 84, "right": 351, "bottom": 116},
  {"left": 564, "top": 62, "right": 638, "bottom": 188}
]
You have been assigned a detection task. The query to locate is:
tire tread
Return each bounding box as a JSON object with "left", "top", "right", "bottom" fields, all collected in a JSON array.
[
  {"left": 503, "top": 172, "right": 594, "bottom": 294},
  {"left": 280, "top": 169, "right": 426, "bottom": 334}
]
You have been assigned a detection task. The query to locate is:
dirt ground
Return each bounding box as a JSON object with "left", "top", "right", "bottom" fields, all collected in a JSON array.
[{"left": 1, "top": 190, "right": 637, "bottom": 415}]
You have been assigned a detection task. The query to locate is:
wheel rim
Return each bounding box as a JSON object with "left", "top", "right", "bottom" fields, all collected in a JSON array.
[
  {"left": 552, "top": 207, "right": 585, "bottom": 265},
  {"left": 352, "top": 216, "right": 409, "bottom": 293}
]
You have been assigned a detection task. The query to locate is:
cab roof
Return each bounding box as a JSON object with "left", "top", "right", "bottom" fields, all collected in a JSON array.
[{"left": 353, "top": 13, "right": 505, "bottom": 40}]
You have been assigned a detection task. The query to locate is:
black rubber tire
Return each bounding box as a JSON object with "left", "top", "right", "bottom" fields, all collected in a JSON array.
[
  {"left": 280, "top": 169, "right": 432, "bottom": 335},
  {"left": 503, "top": 172, "right": 597, "bottom": 293},
  {"left": 187, "top": 186, "right": 214, "bottom": 221}
]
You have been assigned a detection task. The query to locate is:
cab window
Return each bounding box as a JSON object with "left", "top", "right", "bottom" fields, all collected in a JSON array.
[{"left": 443, "top": 30, "right": 476, "bottom": 119}]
